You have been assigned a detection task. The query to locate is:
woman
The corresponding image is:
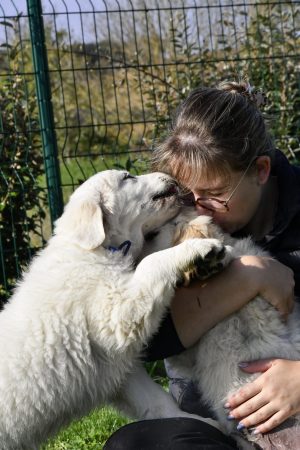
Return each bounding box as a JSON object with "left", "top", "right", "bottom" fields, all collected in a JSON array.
[{"left": 104, "top": 81, "right": 300, "bottom": 449}]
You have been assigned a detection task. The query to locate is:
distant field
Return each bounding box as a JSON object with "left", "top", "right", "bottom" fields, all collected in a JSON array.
[{"left": 58, "top": 155, "right": 150, "bottom": 202}]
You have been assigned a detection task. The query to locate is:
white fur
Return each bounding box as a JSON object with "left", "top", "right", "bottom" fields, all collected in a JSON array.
[{"left": 0, "top": 170, "right": 224, "bottom": 449}]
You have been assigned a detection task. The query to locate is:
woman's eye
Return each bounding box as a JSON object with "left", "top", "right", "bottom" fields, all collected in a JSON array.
[
  {"left": 208, "top": 192, "right": 223, "bottom": 198},
  {"left": 123, "top": 172, "right": 136, "bottom": 180}
]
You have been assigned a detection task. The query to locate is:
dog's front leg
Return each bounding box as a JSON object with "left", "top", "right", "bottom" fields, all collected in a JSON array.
[
  {"left": 112, "top": 364, "right": 184, "bottom": 419},
  {"left": 103, "top": 239, "right": 227, "bottom": 371},
  {"left": 131, "top": 238, "right": 226, "bottom": 309},
  {"left": 115, "top": 238, "right": 227, "bottom": 351},
  {"left": 112, "top": 364, "right": 223, "bottom": 432}
]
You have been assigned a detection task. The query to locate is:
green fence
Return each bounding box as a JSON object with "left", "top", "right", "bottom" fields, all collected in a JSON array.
[{"left": 0, "top": 0, "right": 299, "bottom": 303}]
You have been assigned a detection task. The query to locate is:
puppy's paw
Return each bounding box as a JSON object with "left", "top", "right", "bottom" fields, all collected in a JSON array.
[{"left": 179, "top": 239, "right": 226, "bottom": 286}]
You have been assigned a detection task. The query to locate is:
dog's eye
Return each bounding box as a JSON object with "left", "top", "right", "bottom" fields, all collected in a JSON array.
[{"left": 123, "top": 172, "right": 136, "bottom": 181}]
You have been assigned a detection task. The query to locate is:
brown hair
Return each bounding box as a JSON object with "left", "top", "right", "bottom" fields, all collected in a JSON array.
[{"left": 152, "top": 81, "right": 275, "bottom": 190}]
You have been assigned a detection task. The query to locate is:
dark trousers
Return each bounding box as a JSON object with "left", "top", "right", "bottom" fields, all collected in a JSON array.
[{"left": 103, "top": 418, "right": 239, "bottom": 450}]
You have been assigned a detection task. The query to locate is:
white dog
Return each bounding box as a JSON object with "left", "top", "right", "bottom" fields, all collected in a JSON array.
[
  {"left": 143, "top": 210, "right": 300, "bottom": 449},
  {"left": 0, "top": 170, "right": 226, "bottom": 449}
]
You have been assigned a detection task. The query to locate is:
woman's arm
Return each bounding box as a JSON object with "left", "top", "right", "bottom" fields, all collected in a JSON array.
[{"left": 171, "top": 255, "right": 295, "bottom": 348}]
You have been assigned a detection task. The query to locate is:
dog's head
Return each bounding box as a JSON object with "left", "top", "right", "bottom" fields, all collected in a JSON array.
[{"left": 54, "top": 170, "right": 181, "bottom": 257}]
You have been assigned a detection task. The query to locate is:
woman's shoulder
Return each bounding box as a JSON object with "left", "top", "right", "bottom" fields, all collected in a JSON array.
[
  {"left": 273, "top": 150, "right": 300, "bottom": 218},
  {"left": 273, "top": 149, "right": 300, "bottom": 182}
]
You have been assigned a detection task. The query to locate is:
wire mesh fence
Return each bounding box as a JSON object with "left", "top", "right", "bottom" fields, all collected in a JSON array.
[{"left": 0, "top": 0, "right": 300, "bottom": 303}]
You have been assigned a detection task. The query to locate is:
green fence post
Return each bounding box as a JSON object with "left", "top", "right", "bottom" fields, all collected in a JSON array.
[{"left": 27, "top": 0, "right": 64, "bottom": 226}]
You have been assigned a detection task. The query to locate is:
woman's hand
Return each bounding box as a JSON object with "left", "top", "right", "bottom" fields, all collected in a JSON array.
[
  {"left": 225, "top": 359, "right": 300, "bottom": 434},
  {"left": 237, "top": 255, "right": 295, "bottom": 318}
]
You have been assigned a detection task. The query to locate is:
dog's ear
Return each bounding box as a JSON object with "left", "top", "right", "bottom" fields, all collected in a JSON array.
[{"left": 54, "top": 198, "right": 105, "bottom": 250}]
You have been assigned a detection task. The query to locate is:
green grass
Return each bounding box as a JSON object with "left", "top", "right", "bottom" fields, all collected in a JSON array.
[{"left": 41, "top": 407, "right": 131, "bottom": 450}]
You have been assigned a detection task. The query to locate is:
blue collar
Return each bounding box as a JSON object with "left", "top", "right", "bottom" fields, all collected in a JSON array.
[{"left": 108, "top": 240, "right": 132, "bottom": 256}]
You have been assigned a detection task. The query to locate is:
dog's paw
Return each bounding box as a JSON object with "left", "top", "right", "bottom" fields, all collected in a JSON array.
[{"left": 179, "top": 239, "right": 226, "bottom": 286}]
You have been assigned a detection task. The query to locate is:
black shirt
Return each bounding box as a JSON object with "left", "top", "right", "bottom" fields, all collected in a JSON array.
[{"left": 144, "top": 150, "right": 300, "bottom": 362}]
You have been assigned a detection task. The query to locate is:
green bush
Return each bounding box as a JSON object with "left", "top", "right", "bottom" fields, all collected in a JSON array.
[
  {"left": 139, "top": 3, "right": 300, "bottom": 162},
  {"left": 0, "top": 35, "right": 47, "bottom": 304}
]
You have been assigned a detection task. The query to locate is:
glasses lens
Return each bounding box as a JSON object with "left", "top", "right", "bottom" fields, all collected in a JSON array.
[{"left": 195, "top": 198, "right": 228, "bottom": 213}]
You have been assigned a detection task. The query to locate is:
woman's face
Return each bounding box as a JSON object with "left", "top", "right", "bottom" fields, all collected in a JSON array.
[{"left": 188, "top": 156, "right": 271, "bottom": 234}]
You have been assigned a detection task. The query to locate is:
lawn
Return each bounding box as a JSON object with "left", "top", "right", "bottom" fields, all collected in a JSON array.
[{"left": 41, "top": 407, "right": 131, "bottom": 450}]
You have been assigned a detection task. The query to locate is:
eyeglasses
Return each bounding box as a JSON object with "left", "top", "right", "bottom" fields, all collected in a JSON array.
[{"left": 194, "top": 156, "right": 259, "bottom": 213}]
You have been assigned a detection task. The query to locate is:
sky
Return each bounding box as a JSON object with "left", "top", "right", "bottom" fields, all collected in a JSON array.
[
  {"left": 1, "top": 1, "right": 298, "bottom": 53},
  {"left": 0, "top": 0, "right": 249, "bottom": 48},
  {"left": 0, "top": 0, "right": 214, "bottom": 47}
]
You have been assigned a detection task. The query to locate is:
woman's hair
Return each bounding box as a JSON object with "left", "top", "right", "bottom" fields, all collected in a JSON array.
[{"left": 151, "top": 80, "right": 275, "bottom": 190}]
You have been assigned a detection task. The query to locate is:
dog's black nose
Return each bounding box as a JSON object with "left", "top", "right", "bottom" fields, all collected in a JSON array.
[{"left": 179, "top": 192, "right": 196, "bottom": 206}]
